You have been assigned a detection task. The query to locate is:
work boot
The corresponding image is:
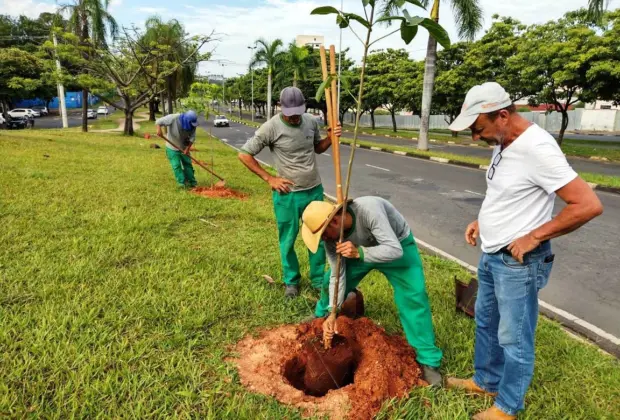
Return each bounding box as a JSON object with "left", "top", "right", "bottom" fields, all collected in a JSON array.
[
  {"left": 472, "top": 406, "right": 516, "bottom": 420},
  {"left": 284, "top": 285, "right": 299, "bottom": 298},
  {"left": 421, "top": 365, "right": 443, "bottom": 387},
  {"left": 446, "top": 377, "right": 498, "bottom": 397}
]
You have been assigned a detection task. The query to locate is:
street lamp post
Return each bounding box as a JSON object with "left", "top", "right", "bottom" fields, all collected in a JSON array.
[
  {"left": 247, "top": 45, "right": 257, "bottom": 122},
  {"left": 236, "top": 73, "right": 245, "bottom": 119}
]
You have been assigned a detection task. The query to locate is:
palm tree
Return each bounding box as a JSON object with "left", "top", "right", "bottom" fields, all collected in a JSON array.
[
  {"left": 250, "top": 38, "right": 284, "bottom": 120},
  {"left": 587, "top": 0, "right": 611, "bottom": 22},
  {"left": 279, "top": 42, "right": 312, "bottom": 87},
  {"left": 63, "top": 0, "right": 118, "bottom": 132},
  {"left": 383, "top": 0, "right": 482, "bottom": 150},
  {"left": 143, "top": 17, "right": 194, "bottom": 116}
]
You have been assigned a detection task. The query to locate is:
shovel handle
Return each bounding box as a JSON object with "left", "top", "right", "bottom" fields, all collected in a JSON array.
[{"left": 158, "top": 134, "right": 225, "bottom": 182}]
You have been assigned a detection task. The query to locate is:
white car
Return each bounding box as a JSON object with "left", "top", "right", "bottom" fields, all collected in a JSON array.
[
  {"left": 0, "top": 113, "right": 5, "bottom": 125},
  {"left": 213, "top": 115, "right": 230, "bottom": 127},
  {"left": 97, "top": 106, "right": 110, "bottom": 116},
  {"left": 32, "top": 106, "right": 49, "bottom": 116},
  {"left": 86, "top": 109, "right": 98, "bottom": 119},
  {"left": 8, "top": 108, "right": 37, "bottom": 118}
]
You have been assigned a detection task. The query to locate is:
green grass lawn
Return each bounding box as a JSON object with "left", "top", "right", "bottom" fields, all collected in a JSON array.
[{"left": 1, "top": 127, "right": 618, "bottom": 418}]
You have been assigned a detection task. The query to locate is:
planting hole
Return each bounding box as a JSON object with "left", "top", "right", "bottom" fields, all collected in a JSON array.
[{"left": 283, "top": 335, "right": 359, "bottom": 397}]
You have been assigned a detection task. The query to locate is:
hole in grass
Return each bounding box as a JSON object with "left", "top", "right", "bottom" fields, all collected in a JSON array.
[{"left": 283, "top": 335, "right": 359, "bottom": 397}]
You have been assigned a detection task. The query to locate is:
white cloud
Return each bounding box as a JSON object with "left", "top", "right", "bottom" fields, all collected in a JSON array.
[
  {"left": 163, "top": 0, "right": 590, "bottom": 78},
  {"left": 109, "top": 0, "right": 123, "bottom": 11},
  {"left": 136, "top": 7, "right": 168, "bottom": 14},
  {"left": 0, "top": 0, "right": 57, "bottom": 19}
]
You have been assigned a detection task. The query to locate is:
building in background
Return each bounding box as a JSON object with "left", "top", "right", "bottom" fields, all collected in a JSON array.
[
  {"left": 585, "top": 100, "right": 619, "bottom": 110},
  {"left": 295, "top": 35, "right": 324, "bottom": 49}
]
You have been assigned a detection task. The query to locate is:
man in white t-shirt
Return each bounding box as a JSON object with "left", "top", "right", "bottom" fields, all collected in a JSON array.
[{"left": 445, "top": 82, "right": 603, "bottom": 420}]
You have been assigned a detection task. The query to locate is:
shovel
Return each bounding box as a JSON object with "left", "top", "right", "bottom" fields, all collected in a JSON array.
[{"left": 158, "top": 134, "right": 226, "bottom": 188}]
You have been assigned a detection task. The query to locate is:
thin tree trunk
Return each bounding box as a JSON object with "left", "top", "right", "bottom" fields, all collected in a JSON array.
[
  {"left": 149, "top": 100, "right": 156, "bottom": 122},
  {"left": 418, "top": 2, "right": 440, "bottom": 151},
  {"left": 391, "top": 109, "right": 397, "bottom": 132},
  {"left": 293, "top": 71, "right": 297, "bottom": 88},
  {"left": 267, "top": 70, "right": 272, "bottom": 120},
  {"left": 558, "top": 109, "right": 569, "bottom": 146},
  {"left": 166, "top": 77, "right": 174, "bottom": 115},
  {"left": 81, "top": 90, "right": 88, "bottom": 132},
  {"left": 161, "top": 93, "right": 166, "bottom": 116},
  {"left": 370, "top": 110, "right": 376, "bottom": 130},
  {"left": 124, "top": 109, "right": 134, "bottom": 136}
]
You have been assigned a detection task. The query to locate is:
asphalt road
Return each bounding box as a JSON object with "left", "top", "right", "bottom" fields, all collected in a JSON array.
[
  {"left": 230, "top": 108, "right": 620, "bottom": 142},
  {"left": 228, "top": 110, "right": 620, "bottom": 176},
  {"left": 201, "top": 116, "right": 620, "bottom": 341}
]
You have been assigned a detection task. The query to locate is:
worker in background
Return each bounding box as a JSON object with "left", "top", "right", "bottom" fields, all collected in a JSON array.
[
  {"left": 156, "top": 110, "right": 199, "bottom": 189},
  {"left": 300, "top": 196, "right": 444, "bottom": 387},
  {"left": 238, "top": 87, "right": 341, "bottom": 298}
]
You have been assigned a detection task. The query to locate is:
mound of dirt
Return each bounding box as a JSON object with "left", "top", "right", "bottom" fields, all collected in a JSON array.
[
  {"left": 190, "top": 186, "right": 246, "bottom": 199},
  {"left": 232, "top": 316, "right": 423, "bottom": 420}
]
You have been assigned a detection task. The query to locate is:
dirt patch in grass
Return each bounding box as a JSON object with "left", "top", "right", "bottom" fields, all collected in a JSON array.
[
  {"left": 190, "top": 186, "right": 247, "bottom": 199},
  {"left": 232, "top": 316, "right": 424, "bottom": 420}
]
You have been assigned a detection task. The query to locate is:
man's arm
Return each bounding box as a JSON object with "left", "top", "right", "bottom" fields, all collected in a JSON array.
[
  {"left": 314, "top": 123, "right": 342, "bottom": 154},
  {"left": 508, "top": 179, "right": 603, "bottom": 262},
  {"left": 530, "top": 178, "right": 602, "bottom": 241},
  {"left": 238, "top": 152, "right": 294, "bottom": 193},
  {"left": 155, "top": 115, "right": 175, "bottom": 138}
]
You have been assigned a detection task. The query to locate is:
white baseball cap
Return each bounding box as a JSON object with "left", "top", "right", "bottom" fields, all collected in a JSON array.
[{"left": 448, "top": 82, "right": 513, "bottom": 132}]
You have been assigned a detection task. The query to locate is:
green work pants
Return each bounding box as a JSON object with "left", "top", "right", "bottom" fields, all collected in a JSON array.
[
  {"left": 272, "top": 184, "right": 326, "bottom": 287},
  {"left": 166, "top": 148, "right": 197, "bottom": 188},
  {"left": 315, "top": 233, "right": 443, "bottom": 367}
]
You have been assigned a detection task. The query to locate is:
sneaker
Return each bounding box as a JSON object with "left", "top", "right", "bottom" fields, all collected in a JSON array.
[
  {"left": 284, "top": 285, "right": 299, "bottom": 298},
  {"left": 421, "top": 364, "right": 443, "bottom": 387}
]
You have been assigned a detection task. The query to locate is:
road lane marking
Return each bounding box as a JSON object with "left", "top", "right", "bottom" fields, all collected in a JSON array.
[
  {"left": 366, "top": 164, "right": 390, "bottom": 172},
  {"left": 221, "top": 138, "right": 228, "bottom": 143},
  {"left": 465, "top": 190, "right": 484, "bottom": 197},
  {"left": 323, "top": 153, "right": 331, "bottom": 156}
]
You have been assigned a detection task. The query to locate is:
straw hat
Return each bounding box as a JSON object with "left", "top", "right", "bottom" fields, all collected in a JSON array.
[{"left": 301, "top": 201, "right": 345, "bottom": 253}]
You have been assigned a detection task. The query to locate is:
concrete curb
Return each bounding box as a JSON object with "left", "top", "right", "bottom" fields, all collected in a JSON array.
[
  {"left": 344, "top": 142, "right": 620, "bottom": 196},
  {"left": 209, "top": 124, "right": 619, "bottom": 358}
]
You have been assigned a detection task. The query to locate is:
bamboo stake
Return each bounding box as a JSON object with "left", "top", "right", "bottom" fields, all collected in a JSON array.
[
  {"left": 329, "top": 45, "right": 343, "bottom": 203},
  {"left": 319, "top": 46, "right": 343, "bottom": 203}
]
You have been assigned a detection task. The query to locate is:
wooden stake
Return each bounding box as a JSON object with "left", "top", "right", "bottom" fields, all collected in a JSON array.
[{"left": 329, "top": 45, "right": 343, "bottom": 203}]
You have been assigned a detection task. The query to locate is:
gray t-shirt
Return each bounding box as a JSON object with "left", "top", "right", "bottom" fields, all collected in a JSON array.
[
  {"left": 326, "top": 196, "right": 411, "bottom": 310},
  {"left": 156, "top": 114, "right": 196, "bottom": 150},
  {"left": 241, "top": 113, "right": 322, "bottom": 191}
]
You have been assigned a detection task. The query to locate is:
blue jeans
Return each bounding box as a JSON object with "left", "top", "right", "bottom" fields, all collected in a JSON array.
[{"left": 473, "top": 241, "right": 554, "bottom": 415}]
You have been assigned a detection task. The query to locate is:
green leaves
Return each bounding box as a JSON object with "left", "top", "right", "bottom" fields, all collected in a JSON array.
[
  {"left": 310, "top": 6, "right": 340, "bottom": 15},
  {"left": 400, "top": 19, "right": 419, "bottom": 44},
  {"left": 315, "top": 75, "right": 335, "bottom": 101},
  {"left": 420, "top": 18, "right": 451, "bottom": 48}
]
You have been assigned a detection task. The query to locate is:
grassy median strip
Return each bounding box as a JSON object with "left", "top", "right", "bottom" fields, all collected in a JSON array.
[{"left": 0, "top": 127, "right": 618, "bottom": 418}]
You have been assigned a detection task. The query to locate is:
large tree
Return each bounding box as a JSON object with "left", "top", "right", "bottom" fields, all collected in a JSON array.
[
  {"left": 62, "top": 0, "right": 118, "bottom": 132},
  {"left": 383, "top": 0, "right": 483, "bottom": 149},
  {"left": 364, "top": 48, "right": 419, "bottom": 132},
  {"left": 277, "top": 42, "right": 313, "bottom": 88},
  {"left": 587, "top": 10, "right": 620, "bottom": 106},
  {"left": 509, "top": 11, "right": 602, "bottom": 144},
  {"left": 143, "top": 17, "right": 197, "bottom": 116},
  {"left": 250, "top": 38, "right": 284, "bottom": 119}
]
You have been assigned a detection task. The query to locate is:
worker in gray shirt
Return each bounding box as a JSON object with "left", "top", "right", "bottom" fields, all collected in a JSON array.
[
  {"left": 238, "top": 87, "right": 341, "bottom": 298},
  {"left": 156, "top": 110, "right": 199, "bottom": 188},
  {"left": 301, "top": 196, "right": 444, "bottom": 386}
]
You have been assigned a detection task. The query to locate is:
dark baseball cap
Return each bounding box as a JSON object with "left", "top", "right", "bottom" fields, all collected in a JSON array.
[{"left": 280, "top": 87, "right": 306, "bottom": 116}]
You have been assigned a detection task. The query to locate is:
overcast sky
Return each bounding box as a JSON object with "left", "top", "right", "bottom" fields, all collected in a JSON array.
[{"left": 3, "top": 0, "right": 593, "bottom": 78}]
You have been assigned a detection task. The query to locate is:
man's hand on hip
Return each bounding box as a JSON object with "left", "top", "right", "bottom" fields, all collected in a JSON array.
[
  {"left": 507, "top": 233, "right": 541, "bottom": 264},
  {"left": 465, "top": 220, "right": 479, "bottom": 246},
  {"left": 267, "top": 176, "right": 294, "bottom": 193},
  {"left": 336, "top": 241, "right": 360, "bottom": 259}
]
